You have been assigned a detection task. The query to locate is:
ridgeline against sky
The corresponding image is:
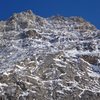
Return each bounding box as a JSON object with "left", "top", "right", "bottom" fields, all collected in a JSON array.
[{"left": 0, "top": 0, "right": 100, "bottom": 28}]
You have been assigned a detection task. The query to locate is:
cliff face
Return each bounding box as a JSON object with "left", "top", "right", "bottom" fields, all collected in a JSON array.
[{"left": 0, "top": 10, "right": 100, "bottom": 100}]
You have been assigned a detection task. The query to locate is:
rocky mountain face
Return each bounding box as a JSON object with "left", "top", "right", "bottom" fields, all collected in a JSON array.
[{"left": 0, "top": 10, "right": 100, "bottom": 100}]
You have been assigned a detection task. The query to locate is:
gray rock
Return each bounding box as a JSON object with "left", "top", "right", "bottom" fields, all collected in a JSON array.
[{"left": 0, "top": 10, "right": 100, "bottom": 100}]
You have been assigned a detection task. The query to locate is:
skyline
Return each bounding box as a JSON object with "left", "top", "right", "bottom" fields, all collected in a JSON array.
[{"left": 0, "top": 0, "right": 100, "bottom": 29}]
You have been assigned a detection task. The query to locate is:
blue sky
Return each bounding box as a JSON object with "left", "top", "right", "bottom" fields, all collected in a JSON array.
[{"left": 0, "top": 0, "right": 100, "bottom": 29}]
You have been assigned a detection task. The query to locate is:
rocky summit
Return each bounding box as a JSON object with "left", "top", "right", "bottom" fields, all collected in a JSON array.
[{"left": 0, "top": 10, "right": 100, "bottom": 100}]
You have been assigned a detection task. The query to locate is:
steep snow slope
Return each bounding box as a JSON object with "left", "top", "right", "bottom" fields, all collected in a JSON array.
[{"left": 0, "top": 10, "right": 100, "bottom": 100}]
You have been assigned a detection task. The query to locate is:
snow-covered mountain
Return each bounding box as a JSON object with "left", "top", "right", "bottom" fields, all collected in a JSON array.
[{"left": 0, "top": 10, "right": 100, "bottom": 100}]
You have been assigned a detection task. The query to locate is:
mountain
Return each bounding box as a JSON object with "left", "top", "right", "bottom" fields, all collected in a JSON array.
[{"left": 0, "top": 10, "right": 100, "bottom": 100}]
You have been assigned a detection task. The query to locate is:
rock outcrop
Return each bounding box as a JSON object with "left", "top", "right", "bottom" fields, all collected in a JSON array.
[{"left": 0, "top": 10, "right": 100, "bottom": 100}]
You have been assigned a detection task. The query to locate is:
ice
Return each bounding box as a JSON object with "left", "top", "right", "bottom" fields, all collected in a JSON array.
[
  {"left": 0, "top": 83, "right": 8, "bottom": 87},
  {"left": 92, "top": 65, "right": 100, "bottom": 73},
  {"left": 88, "top": 70, "right": 100, "bottom": 77},
  {"left": 16, "top": 64, "right": 26, "bottom": 70},
  {"left": 56, "top": 90, "right": 64, "bottom": 94},
  {"left": 21, "top": 91, "right": 29, "bottom": 96}
]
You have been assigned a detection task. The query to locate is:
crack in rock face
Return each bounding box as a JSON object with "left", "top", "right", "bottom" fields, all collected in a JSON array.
[{"left": 0, "top": 10, "right": 100, "bottom": 100}]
